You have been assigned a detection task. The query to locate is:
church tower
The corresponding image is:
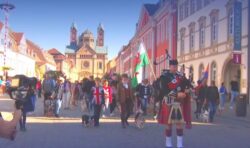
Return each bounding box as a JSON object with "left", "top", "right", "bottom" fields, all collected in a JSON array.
[
  {"left": 96, "top": 23, "right": 104, "bottom": 47},
  {"left": 70, "top": 22, "right": 77, "bottom": 48}
]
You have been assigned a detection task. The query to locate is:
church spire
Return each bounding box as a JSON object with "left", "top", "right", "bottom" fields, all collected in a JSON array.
[
  {"left": 97, "top": 23, "right": 104, "bottom": 46},
  {"left": 70, "top": 22, "right": 77, "bottom": 49}
]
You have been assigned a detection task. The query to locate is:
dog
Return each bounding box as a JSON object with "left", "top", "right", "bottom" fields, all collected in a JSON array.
[
  {"left": 81, "top": 114, "right": 94, "bottom": 127},
  {"left": 134, "top": 109, "right": 145, "bottom": 129},
  {"left": 201, "top": 110, "right": 209, "bottom": 123}
]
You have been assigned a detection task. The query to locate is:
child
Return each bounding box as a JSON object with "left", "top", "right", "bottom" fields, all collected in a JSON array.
[
  {"left": 102, "top": 79, "right": 112, "bottom": 117},
  {"left": 92, "top": 78, "right": 104, "bottom": 127}
]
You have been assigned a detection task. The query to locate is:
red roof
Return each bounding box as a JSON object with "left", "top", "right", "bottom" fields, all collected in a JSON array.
[
  {"left": 0, "top": 22, "right": 3, "bottom": 31},
  {"left": 26, "top": 39, "right": 46, "bottom": 63},
  {"left": 13, "top": 32, "right": 24, "bottom": 45},
  {"left": 48, "top": 48, "right": 63, "bottom": 55}
]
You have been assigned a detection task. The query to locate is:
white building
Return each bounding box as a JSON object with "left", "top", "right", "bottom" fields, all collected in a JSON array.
[
  {"left": 177, "top": 0, "right": 249, "bottom": 97},
  {"left": 0, "top": 22, "right": 36, "bottom": 78}
]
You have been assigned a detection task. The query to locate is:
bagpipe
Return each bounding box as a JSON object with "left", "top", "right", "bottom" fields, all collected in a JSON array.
[{"left": 7, "top": 75, "right": 37, "bottom": 111}]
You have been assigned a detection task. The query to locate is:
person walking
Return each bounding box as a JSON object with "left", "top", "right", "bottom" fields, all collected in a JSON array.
[
  {"left": 230, "top": 78, "right": 239, "bottom": 109},
  {"left": 195, "top": 80, "right": 208, "bottom": 119},
  {"left": 62, "top": 79, "right": 71, "bottom": 110},
  {"left": 117, "top": 74, "right": 133, "bottom": 128},
  {"left": 109, "top": 73, "right": 119, "bottom": 116},
  {"left": 102, "top": 79, "right": 112, "bottom": 117},
  {"left": 42, "top": 74, "right": 56, "bottom": 115},
  {"left": 206, "top": 81, "right": 219, "bottom": 122},
  {"left": 92, "top": 78, "right": 104, "bottom": 127},
  {"left": 19, "top": 84, "right": 36, "bottom": 131},
  {"left": 137, "top": 78, "right": 152, "bottom": 115},
  {"left": 54, "top": 78, "right": 64, "bottom": 117},
  {"left": 219, "top": 82, "right": 227, "bottom": 110}
]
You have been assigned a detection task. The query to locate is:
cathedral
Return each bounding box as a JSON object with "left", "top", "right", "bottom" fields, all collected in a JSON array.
[{"left": 65, "top": 23, "right": 108, "bottom": 80}]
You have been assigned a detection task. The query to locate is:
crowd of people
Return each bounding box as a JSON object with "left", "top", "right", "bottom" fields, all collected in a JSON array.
[{"left": 0, "top": 60, "right": 241, "bottom": 148}]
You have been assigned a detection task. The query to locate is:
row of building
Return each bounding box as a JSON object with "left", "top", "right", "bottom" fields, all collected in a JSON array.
[
  {"left": 0, "top": 21, "right": 108, "bottom": 81},
  {"left": 108, "top": 0, "right": 250, "bottom": 100}
]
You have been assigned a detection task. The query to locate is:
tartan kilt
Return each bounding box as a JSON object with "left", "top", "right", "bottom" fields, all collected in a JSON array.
[
  {"left": 158, "top": 102, "right": 171, "bottom": 125},
  {"left": 158, "top": 102, "right": 184, "bottom": 125}
]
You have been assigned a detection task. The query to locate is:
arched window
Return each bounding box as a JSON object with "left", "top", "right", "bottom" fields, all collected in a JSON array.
[
  {"left": 211, "top": 17, "right": 218, "bottom": 43},
  {"left": 211, "top": 62, "right": 217, "bottom": 84},
  {"left": 199, "top": 23, "right": 205, "bottom": 48},
  {"left": 199, "top": 63, "right": 204, "bottom": 79}
]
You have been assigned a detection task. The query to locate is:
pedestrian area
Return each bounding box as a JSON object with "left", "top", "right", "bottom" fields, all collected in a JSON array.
[{"left": 0, "top": 95, "right": 250, "bottom": 148}]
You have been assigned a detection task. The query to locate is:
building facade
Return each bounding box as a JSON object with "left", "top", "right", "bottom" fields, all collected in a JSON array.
[
  {"left": 0, "top": 22, "right": 36, "bottom": 78},
  {"left": 65, "top": 23, "right": 108, "bottom": 80},
  {"left": 115, "top": 0, "right": 177, "bottom": 83},
  {"left": 177, "top": 0, "right": 249, "bottom": 96}
]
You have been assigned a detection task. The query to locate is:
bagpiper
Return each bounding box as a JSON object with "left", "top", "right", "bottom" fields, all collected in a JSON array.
[{"left": 158, "top": 59, "right": 189, "bottom": 148}]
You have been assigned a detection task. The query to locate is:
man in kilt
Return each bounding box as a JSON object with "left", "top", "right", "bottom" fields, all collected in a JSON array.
[{"left": 158, "top": 59, "right": 188, "bottom": 148}]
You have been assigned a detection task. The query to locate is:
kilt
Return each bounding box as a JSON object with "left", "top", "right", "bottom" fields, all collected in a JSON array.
[{"left": 158, "top": 101, "right": 184, "bottom": 125}]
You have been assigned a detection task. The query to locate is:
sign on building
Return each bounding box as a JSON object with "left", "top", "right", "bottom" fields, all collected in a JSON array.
[{"left": 234, "top": 1, "right": 242, "bottom": 51}]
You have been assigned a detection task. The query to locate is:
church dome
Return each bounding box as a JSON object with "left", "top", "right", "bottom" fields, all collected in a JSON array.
[{"left": 83, "top": 29, "right": 93, "bottom": 35}]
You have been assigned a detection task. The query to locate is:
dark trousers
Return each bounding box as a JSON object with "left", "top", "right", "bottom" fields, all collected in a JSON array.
[
  {"left": 120, "top": 100, "right": 132, "bottom": 124},
  {"left": 94, "top": 104, "right": 101, "bottom": 126},
  {"left": 209, "top": 102, "right": 217, "bottom": 122},
  {"left": 19, "top": 110, "right": 27, "bottom": 129},
  {"left": 110, "top": 97, "right": 116, "bottom": 113},
  {"left": 44, "top": 92, "right": 52, "bottom": 101}
]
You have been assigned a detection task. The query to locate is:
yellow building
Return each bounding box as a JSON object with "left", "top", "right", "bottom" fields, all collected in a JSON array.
[{"left": 65, "top": 23, "right": 108, "bottom": 80}]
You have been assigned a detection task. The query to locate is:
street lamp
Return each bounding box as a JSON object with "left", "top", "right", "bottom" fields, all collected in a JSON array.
[{"left": 0, "top": 1, "right": 15, "bottom": 80}]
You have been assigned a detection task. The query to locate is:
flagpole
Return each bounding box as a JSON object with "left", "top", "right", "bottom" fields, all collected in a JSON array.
[{"left": 141, "top": 41, "right": 157, "bottom": 81}]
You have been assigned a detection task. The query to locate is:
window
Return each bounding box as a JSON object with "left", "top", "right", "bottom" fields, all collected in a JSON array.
[
  {"left": 190, "top": 0, "right": 196, "bottom": 14},
  {"left": 210, "top": 9, "right": 219, "bottom": 45},
  {"left": 189, "top": 22, "right": 195, "bottom": 51},
  {"left": 98, "top": 62, "right": 103, "bottom": 69},
  {"left": 196, "top": 0, "right": 202, "bottom": 11},
  {"left": 211, "top": 17, "right": 218, "bottom": 44},
  {"left": 184, "top": 0, "right": 189, "bottom": 18},
  {"left": 228, "top": 8, "right": 234, "bottom": 37},
  {"left": 211, "top": 62, "right": 217, "bottom": 84},
  {"left": 180, "top": 28, "right": 186, "bottom": 55},
  {"left": 199, "top": 64, "right": 204, "bottom": 79},
  {"left": 199, "top": 23, "right": 205, "bottom": 48},
  {"left": 179, "top": 4, "right": 184, "bottom": 21},
  {"left": 190, "top": 28, "right": 195, "bottom": 50}
]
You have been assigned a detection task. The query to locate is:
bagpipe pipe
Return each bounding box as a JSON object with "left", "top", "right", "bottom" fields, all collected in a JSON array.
[{"left": 7, "top": 75, "right": 37, "bottom": 111}]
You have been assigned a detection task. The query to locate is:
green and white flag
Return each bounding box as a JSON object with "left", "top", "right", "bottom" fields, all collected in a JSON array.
[{"left": 131, "top": 42, "right": 149, "bottom": 88}]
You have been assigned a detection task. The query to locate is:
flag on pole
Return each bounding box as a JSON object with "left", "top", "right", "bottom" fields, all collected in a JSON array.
[
  {"left": 131, "top": 42, "right": 149, "bottom": 88},
  {"left": 200, "top": 64, "right": 209, "bottom": 82}
]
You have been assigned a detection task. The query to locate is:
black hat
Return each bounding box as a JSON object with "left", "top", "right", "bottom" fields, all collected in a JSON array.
[{"left": 169, "top": 59, "right": 178, "bottom": 65}]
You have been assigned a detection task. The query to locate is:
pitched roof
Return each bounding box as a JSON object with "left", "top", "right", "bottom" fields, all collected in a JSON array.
[
  {"left": 12, "top": 32, "right": 24, "bottom": 45},
  {"left": 26, "top": 39, "right": 46, "bottom": 63},
  {"left": 48, "top": 48, "right": 63, "bottom": 55},
  {"left": 144, "top": 3, "right": 159, "bottom": 16}
]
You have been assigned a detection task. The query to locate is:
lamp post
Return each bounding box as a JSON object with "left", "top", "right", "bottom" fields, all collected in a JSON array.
[{"left": 0, "top": 1, "right": 15, "bottom": 80}]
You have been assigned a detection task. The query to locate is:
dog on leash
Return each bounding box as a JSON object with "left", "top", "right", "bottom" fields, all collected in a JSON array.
[
  {"left": 201, "top": 110, "right": 209, "bottom": 123},
  {"left": 134, "top": 109, "right": 145, "bottom": 129},
  {"left": 81, "top": 114, "right": 94, "bottom": 127}
]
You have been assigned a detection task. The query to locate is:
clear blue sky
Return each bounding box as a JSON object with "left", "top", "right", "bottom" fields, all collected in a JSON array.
[{"left": 1, "top": 0, "right": 158, "bottom": 59}]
